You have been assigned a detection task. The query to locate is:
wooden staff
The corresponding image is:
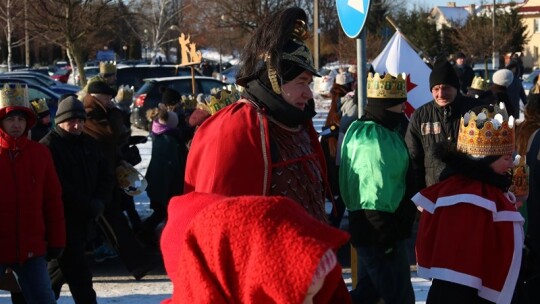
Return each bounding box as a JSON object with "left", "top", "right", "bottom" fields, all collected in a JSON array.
[{"left": 385, "top": 16, "right": 434, "bottom": 66}]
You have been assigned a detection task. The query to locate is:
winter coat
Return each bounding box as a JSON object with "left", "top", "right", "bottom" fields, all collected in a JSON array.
[
  {"left": 145, "top": 123, "right": 186, "bottom": 208},
  {"left": 30, "top": 122, "right": 51, "bottom": 142},
  {"left": 0, "top": 129, "right": 65, "bottom": 264},
  {"left": 453, "top": 63, "right": 475, "bottom": 94},
  {"left": 184, "top": 101, "right": 327, "bottom": 219},
  {"left": 404, "top": 94, "right": 484, "bottom": 192},
  {"left": 82, "top": 94, "right": 130, "bottom": 188},
  {"left": 40, "top": 126, "right": 113, "bottom": 241},
  {"left": 340, "top": 120, "right": 417, "bottom": 249}
]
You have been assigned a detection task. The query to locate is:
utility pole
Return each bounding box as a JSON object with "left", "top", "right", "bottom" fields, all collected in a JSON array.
[{"left": 314, "top": 0, "right": 319, "bottom": 70}]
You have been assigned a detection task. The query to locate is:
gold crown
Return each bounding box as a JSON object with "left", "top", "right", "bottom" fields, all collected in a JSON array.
[
  {"left": 197, "top": 87, "right": 241, "bottom": 115},
  {"left": 457, "top": 103, "right": 515, "bottom": 157},
  {"left": 367, "top": 73, "right": 407, "bottom": 99},
  {"left": 510, "top": 155, "right": 528, "bottom": 199},
  {"left": 30, "top": 98, "right": 49, "bottom": 114},
  {"left": 99, "top": 61, "right": 116, "bottom": 74},
  {"left": 181, "top": 95, "right": 198, "bottom": 110},
  {"left": 0, "top": 83, "right": 30, "bottom": 110},
  {"left": 470, "top": 76, "right": 490, "bottom": 91}
]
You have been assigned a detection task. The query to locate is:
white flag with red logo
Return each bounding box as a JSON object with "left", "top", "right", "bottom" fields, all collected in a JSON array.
[{"left": 371, "top": 31, "right": 432, "bottom": 116}]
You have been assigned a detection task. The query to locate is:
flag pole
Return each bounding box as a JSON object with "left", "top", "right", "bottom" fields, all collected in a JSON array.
[{"left": 385, "top": 16, "right": 433, "bottom": 66}]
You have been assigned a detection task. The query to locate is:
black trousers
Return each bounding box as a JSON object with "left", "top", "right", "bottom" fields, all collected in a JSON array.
[{"left": 100, "top": 189, "right": 152, "bottom": 274}]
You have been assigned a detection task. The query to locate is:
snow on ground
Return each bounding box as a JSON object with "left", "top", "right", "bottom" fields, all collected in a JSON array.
[{"left": 0, "top": 95, "right": 430, "bottom": 303}]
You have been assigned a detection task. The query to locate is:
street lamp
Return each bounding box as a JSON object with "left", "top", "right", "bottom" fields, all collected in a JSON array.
[
  {"left": 123, "top": 45, "right": 128, "bottom": 60},
  {"left": 143, "top": 29, "right": 149, "bottom": 62}
]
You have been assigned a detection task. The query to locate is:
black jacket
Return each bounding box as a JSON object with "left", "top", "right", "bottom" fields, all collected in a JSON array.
[
  {"left": 405, "top": 94, "right": 486, "bottom": 193},
  {"left": 40, "top": 127, "right": 113, "bottom": 241}
]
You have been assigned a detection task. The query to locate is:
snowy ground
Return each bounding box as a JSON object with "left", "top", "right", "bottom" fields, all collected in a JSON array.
[{"left": 0, "top": 95, "right": 431, "bottom": 303}]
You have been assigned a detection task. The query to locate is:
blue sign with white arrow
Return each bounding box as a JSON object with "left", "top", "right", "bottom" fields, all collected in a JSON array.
[{"left": 336, "top": 0, "right": 371, "bottom": 38}]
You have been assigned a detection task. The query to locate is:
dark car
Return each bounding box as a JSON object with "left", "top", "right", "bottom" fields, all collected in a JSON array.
[
  {"left": 77, "top": 65, "right": 200, "bottom": 92},
  {"left": 3, "top": 71, "right": 81, "bottom": 95},
  {"left": 130, "top": 76, "right": 226, "bottom": 130}
]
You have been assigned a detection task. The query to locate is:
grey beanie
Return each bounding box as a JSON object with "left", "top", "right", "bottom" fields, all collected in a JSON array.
[{"left": 55, "top": 96, "right": 86, "bottom": 124}]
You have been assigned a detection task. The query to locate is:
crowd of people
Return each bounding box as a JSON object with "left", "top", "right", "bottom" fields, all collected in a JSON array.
[{"left": 2, "top": 5, "right": 540, "bottom": 304}]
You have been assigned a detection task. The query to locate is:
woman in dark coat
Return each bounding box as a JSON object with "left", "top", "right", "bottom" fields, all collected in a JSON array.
[{"left": 140, "top": 108, "right": 186, "bottom": 246}]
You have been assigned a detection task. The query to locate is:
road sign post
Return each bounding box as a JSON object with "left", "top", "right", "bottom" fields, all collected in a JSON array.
[{"left": 336, "top": 0, "right": 371, "bottom": 120}]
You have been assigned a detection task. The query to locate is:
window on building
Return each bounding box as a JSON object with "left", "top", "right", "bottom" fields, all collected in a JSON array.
[{"left": 535, "top": 19, "right": 540, "bottom": 33}]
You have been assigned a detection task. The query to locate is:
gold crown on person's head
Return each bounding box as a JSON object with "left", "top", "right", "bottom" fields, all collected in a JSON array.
[
  {"left": 470, "top": 76, "right": 490, "bottom": 91},
  {"left": 457, "top": 103, "right": 515, "bottom": 157},
  {"left": 0, "top": 83, "right": 30, "bottom": 109},
  {"left": 30, "top": 98, "right": 49, "bottom": 114},
  {"left": 197, "top": 86, "right": 241, "bottom": 115},
  {"left": 99, "top": 61, "right": 117, "bottom": 74},
  {"left": 367, "top": 73, "right": 407, "bottom": 99}
]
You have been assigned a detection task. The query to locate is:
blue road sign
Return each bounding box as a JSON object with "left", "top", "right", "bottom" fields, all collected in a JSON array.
[{"left": 336, "top": 0, "right": 371, "bottom": 38}]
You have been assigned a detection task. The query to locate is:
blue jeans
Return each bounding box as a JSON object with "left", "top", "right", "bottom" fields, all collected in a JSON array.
[
  {"left": 0, "top": 256, "right": 56, "bottom": 304},
  {"left": 350, "top": 240, "right": 415, "bottom": 304}
]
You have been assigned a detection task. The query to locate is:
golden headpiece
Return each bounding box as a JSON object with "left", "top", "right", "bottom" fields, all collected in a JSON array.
[
  {"left": 99, "top": 61, "right": 117, "bottom": 75},
  {"left": 0, "top": 83, "right": 30, "bottom": 110},
  {"left": 470, "top": 76, "right": 490, "bottom": 91},
  {"left": 367, "top": 73, "right": 407, "bottom": 99},
  {"left": 457, "top": 103, "right": 515, "bottom": 157},
  {"left": 30, "top": 98, "right": 50, "bottom": 116},
  {"left": 196, "top": 87, "right": 241, "bottom": 115}
]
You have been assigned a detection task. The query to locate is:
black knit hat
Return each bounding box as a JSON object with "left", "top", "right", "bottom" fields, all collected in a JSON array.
[
  {"left": 55, "top": 96, "right": 86, "bottom": 124},
  {"left": 87, "top": 81, "right": 117, "bottom": 96},
  {"left": 429, "top": 59, "right": 460, "bottom": 90},
  {"left": 159, "top": 87, "right": 181, "bottom": 106}
]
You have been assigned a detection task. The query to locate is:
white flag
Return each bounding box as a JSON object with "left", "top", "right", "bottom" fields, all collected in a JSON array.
[{"left": 372, "top": 32, "right": 432, "bottom": 112}]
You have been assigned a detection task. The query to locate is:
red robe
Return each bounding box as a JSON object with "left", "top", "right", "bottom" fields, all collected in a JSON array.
[
  {"left": 412, "top": 175, "right": 524, "bottom": 304},
  {"left": 160, "top": 192, "right": 351, "bottom": 304},
  {"left": 184, "top": 100, "right": 326, "bottom": 197}
]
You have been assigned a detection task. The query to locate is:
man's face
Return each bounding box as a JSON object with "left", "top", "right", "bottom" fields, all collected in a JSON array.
[
  {"left": 455, "top": 57, "right": 465, "bottom": 65},
  {"left": 58, "top": 118, "right": 85, "bottom": 135},
  {"left": 1, "top": 115, "right": 27, "bottom": 138},
  {"left": 431, "top": 84, "right": 458, "bottom": 107},
  {"left": 281, "top": 70, "right": 314, "bottom": 111}
]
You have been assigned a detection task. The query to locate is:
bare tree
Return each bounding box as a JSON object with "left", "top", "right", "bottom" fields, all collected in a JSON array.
[
  {"left": 0, "top": 0, "right": 26, "bottom": 70},
  {"left": 28, "top": 0, "right": 116, "bottom": 86}
]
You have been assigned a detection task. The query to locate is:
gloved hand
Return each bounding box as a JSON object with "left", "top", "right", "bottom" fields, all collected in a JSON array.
[
  {"left": 46, "top": 247, "right": 64, "bottom": 262},
  {"left": 115, "top": 85, "right": 134, "bottom": 104}
]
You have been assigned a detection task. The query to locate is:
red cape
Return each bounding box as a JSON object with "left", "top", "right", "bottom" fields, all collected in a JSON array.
[
  {"left": 184, "top": 101, "right": 326, "bottom": 196},
  {"left": 160, "top": 192, "right": 351, "bottom": 304},
  {"left": 412, "top": 175, "right": 524, "bottom": 304}
]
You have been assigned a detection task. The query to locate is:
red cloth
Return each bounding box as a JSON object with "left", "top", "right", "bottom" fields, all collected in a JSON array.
[
  {"left": 160, "top": 192, "right": 351, "bottom": 304},
  {"left": 412, "top": 175, "right": 524, "bottom": 304},
  {"left": 0, "top": 128, "right": 65, "bottom": 264},
  {"left": 184, "top": 101, "right": 326, "bottom": 197}
]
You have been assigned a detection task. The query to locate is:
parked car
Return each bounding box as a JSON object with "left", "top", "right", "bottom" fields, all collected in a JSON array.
[
  {"left": 522, "top": 69, "right": 540, "bottom": 95},
  {"left": 220, "top": 65, "right": 239, "bottom": 84},
  {"left": 472, "top": 67, "right": 497, "bottom": 84},
  {"left": 50, "top": 67, "right": 72, "bottom": 83},
  {"left": 130, "top": 76, "right": 226, "bottom": 130},
  {"left": 3, "top": 71, "right": 81, "bottom": 95},
  {"left": 75, "top": 65, "right": 200, "bottom": 91}
]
